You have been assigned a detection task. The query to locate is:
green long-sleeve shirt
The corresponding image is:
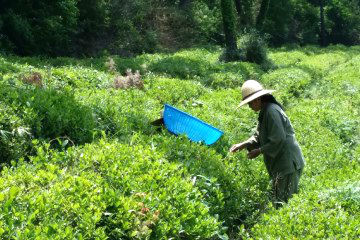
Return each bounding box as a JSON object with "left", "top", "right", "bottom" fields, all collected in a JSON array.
[{"left": 246, "top": 103, "right": 305, "bottom": 177}]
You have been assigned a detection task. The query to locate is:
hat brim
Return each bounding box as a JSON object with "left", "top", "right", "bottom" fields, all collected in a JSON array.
[{"left": 239, "top": 89, "right": 275, "bottom": 107}]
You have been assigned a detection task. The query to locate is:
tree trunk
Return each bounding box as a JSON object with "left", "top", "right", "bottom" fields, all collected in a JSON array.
[
  {"left": 319, "top": 0, "right": 326, "bottom": 46},
  {"left": 234, "top": 0, "right": 242, "bottom": 17},
  {"left": 220, "top": 0, "right": 239, "bottom": 61},
  {"left": 179, "top": 0, "right": 192, "bottom": 9},
  {"left": 234, "top": 0, "right": 252, "bottom": 26},
  {"left": 256, "top": 0, "right": 271, "bottom": 30}
]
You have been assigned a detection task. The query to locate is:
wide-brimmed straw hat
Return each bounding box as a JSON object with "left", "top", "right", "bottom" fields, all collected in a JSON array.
[{"left": 239, "top": 80, "right": 275, "bottom": 107}]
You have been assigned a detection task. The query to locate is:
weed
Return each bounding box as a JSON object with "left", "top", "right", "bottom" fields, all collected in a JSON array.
[
  {"left": 114, "top": 69, "right": 144, "bottom": 89},
  {"left": 22, "top": 72, "right": 43, "bottom": 87}
]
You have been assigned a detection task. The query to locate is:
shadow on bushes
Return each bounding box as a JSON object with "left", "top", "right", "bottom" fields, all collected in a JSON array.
[
  {"left": 25, "top": 88, "right": 95, "bottom": 144},
  {"left": 93, "top": 108, "right": 156, "bottom": 140}
]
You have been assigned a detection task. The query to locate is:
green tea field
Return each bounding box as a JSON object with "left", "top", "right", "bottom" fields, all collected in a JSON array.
[{"left": 0, "top": 45, "right": 359, "bottom": 239}]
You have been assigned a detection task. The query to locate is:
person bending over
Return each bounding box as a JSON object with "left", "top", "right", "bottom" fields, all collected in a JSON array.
[{"left": 230, "top": 80, "right": 305, "bottom": 208}]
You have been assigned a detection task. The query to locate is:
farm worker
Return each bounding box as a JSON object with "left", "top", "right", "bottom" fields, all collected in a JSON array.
[{"left": 229, "top": 80, "right": 305, "bottom": 208}]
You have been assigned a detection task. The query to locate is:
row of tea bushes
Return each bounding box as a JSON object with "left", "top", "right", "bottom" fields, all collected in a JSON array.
[
  {"left": 246, "top": 46, "right": 360, "bottom": 239},
  {"left": 0, "top": 140, "right": 226, "bottom": 239}
]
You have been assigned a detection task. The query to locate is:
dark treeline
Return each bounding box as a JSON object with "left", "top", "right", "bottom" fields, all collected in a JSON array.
[{"left": 1, "top": 0, "right": 360, "bottom": 57}]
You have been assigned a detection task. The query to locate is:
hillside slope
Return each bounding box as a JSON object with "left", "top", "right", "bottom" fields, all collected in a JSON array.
[{"left": 0, "top": 45, "right": 359, "bottom": 239}]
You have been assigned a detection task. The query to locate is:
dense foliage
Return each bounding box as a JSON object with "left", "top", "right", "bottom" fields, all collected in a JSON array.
[
  {"left": 0, "top": 45, "right": 359, "bottom": 239},
  {"left": 1, "top": 0, "right": 360, "bottom": 56}
]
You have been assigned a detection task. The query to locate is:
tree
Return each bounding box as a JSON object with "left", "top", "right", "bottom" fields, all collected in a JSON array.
[
  {"left": 319, "top": 0, "right": 326, "bottom": 46},
  {"left": 234, "top": 0, "right": 252, "bottom": 26},
  {"left": 0, "top": 0, "right": 78, "bottom": 56},
  {"left": 308, "top": 0, "right": 328, "bottom": 46},
  {"left": 76, "top": 0, "right": 108, "bottom": 55},
  {"left": 179, "top": 0, "right": 192, "bottom": 9},
  {"left": 256, "top": 0, "right": 271, "bottom": 30},
  {"left": 220, "top": 0, "right": 240, "bottom": 61},
  {"left": 327, "top": 0, "right": 360, "bottom": 45}
]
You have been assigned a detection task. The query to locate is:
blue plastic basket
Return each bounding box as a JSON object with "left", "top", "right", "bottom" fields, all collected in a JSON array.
[{"left": 163, "top": 104, "right": 224, "bottom": 145}]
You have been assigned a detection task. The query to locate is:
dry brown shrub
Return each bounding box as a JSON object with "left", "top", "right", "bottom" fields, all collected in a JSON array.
[
  {"left": 105, "top": 57, "right": 144, "bottom": 90},
  {"left": 22, "top": 72, "right": 43, "bottom": 87},
  {"left": 105, "top": 57, "right": 117, "bottom": 73},
  {"left": 114, "top": 69, "right": 144, "bottom": 89}
]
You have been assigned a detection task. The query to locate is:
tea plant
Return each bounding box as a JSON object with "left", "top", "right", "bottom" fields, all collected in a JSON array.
[{"left": 0, "top": 103, "right": 32, "bottom": 165}]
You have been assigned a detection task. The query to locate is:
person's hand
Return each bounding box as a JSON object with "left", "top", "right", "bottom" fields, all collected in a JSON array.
[
  {"left": 229, "top": 142, "right": 248, "bottom": 153},
  {"left": 247, "top": 148, "right": 261, "bottom": 159}
]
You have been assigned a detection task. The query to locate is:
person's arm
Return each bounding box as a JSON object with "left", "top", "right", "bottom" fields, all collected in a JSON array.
[
  {"left": 229, "top": 129, "right": 260, "bottom": 153},
  {"left": 246, "top": 130, "right": 260, "bottom": 151},
  {"left": 229, "top": 141, "right": 248, "bottom": 152}
]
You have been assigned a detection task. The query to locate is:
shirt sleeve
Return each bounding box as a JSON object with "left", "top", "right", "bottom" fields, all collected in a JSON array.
[
  {"left": 261, "top": 107, "right": 286, "bottom": 158},
  {"left": 246, "top": 128, "right": 260, "bottom": 151}
]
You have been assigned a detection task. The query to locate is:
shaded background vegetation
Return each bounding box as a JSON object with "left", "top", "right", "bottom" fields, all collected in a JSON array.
[{"left": 1, "top": 0, "right": 360, "bottom": 57}]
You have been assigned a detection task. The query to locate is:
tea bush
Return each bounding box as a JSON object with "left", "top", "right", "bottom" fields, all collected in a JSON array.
[
  {"left": 287, "top": 99, "right": 353, "bottom": 179},
  {"left": 0, "top": 140, "right": 227, "bottom": 239},
  {"left": 268, "top": 49, "right": 308, "bottom": 67},
  {"left": 78, "top": 89, "right": 159, "bottom": 138},
  {"left": 50, "top": 66, "right": 112, "bottom": 89},
  {"left": 250, "top": 180, "right": 360, "bottom": 239},
  {"left": 0, "top": 81, "right": 95, "bottom": 147},
  {"left": 78, "top": 140, "right": 225, "bottom": 239},
  {"left": 0, "top": 57, "right": 21, "bottom": 74},
  {"left": 261, "top": 67, "right": 313, "bottom": 107},
  {"left": 146, "top": 77, "right": 208, "bottom": 105},
  {"left": 0, "top": 103, "right": 32, "bottom": 165},
  {"left": 144, "top": 134, "right": 269, "bottom": 223}
]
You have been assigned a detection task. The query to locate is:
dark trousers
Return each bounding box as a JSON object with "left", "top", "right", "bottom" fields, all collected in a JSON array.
[{"left": 272, "top": 168, "right": 303, "bottom": 209}]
